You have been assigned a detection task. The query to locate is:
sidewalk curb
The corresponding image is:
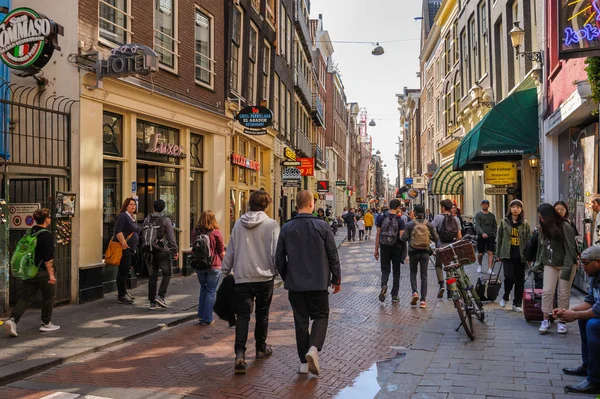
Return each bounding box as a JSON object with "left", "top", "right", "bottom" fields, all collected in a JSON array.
[{"left": 0, "top": 308, "right": 198, "bottom": 387}]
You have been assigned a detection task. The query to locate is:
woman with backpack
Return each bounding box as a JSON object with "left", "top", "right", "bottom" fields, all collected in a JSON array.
[
  {"left": 496, "top": 199, "right": 531, "bottom": 313},
  {"left": 192, "top": 210, "right": 225, "bottom": 325},
  {"left": 114, "top": 198, "right": 141, "bottom": 304},
  {"left": 534, "top": 203, "right": 578, "bottom": 335}
]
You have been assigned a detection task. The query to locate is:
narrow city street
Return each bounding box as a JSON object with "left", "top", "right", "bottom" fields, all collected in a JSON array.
[{"left": 2, "top": 236, "right": 441, "bottom": 399}]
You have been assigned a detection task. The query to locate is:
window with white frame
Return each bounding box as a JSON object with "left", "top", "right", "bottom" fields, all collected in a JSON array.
[
  {"left": 266, "top": 0, "right": 276, "bottom": 25},
  {"left": 99, "top": 0, "right": 129, "bottom": 44},
  {"left": 195, "top": 8, "right": 213, "bottom": 87},
  {"left": 286, "top": 89, "right": 291, "bottom": 140},
  {"left": 273, "top": 73, "right": 280, "bottom": 129},
  {"left": 262, "top": 41, "right": 271, "bottom": 103},
  {"left": 231, "top": 5, "right": 243, "bottom": 93},
  {"left": 248, "top": 26, "right": 258, "bottom": 104},
  {"left": 286, "top": 16, "right": 292, "bottom": 64},
  {"left": 154, "top": 0, "right": 177, "bottom": 69},
  {"left": 280, "top": 82, "right": 286, "bottom": 136},
  {"left": 280, "top": 5, "right": 286, "bottom": 57}
]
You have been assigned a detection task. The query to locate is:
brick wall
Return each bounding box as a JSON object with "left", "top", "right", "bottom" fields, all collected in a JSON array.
[{"left": 79, "top": 0, "right": 226, "bottom": 115}]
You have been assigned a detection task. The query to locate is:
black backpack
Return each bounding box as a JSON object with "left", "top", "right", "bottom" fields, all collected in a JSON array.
[
  {"left": 524, "top": 229, "right": 539, "bottom": 262},
  {"left": 191, "top": 230, "right": 214, "bottom": 270},
  {"left": 142, "top": 214, "right": 167, "bottom": 252},
  {"left": 379, "top": 214, "right": 400, "bottom": 246},
  {"left": 438, "top": 214, "right": 459, "bottom": 243}
]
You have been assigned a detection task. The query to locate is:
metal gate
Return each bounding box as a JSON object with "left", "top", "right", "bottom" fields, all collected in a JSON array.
[{"left": 0, "top": 83, "right": 75, "bottom": 315}]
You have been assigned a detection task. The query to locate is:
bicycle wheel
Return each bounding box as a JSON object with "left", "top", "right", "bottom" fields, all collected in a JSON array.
[{"left": 454, "top": 295, "right": 475, "bottom": 340}]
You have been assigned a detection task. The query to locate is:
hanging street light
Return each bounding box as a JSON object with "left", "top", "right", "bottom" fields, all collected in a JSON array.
[
  {"left": 509, "top": 21, "right": 542, "bottom": 63},
  {"left": 372, "top": 43, "right": 385, "bottom": 56},
  {"left": 369, "top": 119, "right": 377, "bottom": 127}
]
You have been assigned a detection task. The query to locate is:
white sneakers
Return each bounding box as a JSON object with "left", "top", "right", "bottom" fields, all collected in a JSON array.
[
  {"left": 3, "top": 318, "right": 17, "bottom": 337},
  {"left": 488, "top": 269, "right": 496, "bottom": 275},
  {"left": 539, "top": 319, "right": 551, "bottom": 334},
  {"left": 557, "top": 322, "right": 568, "bottom": 334},
  {"left": 476, "top": 265, "right": 482, "bottom": 273},
  {"left": 512, "top": 305, "right": 523, "bottom": 313},
  {"left": 39, "top": 322, "right": 60, "bottom": 332},
  {"left": 298, "top": 363, "right": 309, "bottom": 374},
  {"left": 499, "top": 299, "right": 506, "bottom": 308},
  {"left": 305, "top": 346, "right": 320, "bottom": 376}
]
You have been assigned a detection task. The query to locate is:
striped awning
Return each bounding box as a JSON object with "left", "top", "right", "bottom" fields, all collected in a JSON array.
[{"left": 429, "top": 161, "right": 463, "bottom": 195}]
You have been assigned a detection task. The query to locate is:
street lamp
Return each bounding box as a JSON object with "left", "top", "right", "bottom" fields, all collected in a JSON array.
[
  {"left": 528, "top": 154, "right": 540, "bottom": 169},
  {"left": 509, "top": 22, "right": 543, "bottom": 64},
  {"left": 372, "top": 43, "right": 384, "bottom": 56},
  {"left": 369, "top": 119, "right": 377, "bottom": 127}
]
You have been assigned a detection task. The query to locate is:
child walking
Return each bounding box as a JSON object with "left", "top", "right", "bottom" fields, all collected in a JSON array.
[{"left": 357, "top": 216, "right": 366, "bottom": 241}]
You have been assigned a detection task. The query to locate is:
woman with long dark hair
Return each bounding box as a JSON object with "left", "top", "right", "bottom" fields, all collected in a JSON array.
[
  {"left": 193, "top": 210, "right": 225, "bottom": 325},
  {"left": 496, "top": 199, "right": 531, "bottom": 312},
  {"left": 535, "top": 203, "right": 578, "bottom": 335},
  {"left": 113, "top": 198, "right": 141, "bottom": 304},
  {"left": 554, "top": 201, "right": 579, "bottom": 236}
]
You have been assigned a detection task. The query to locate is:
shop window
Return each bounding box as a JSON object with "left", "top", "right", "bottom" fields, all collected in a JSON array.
[
  {"left": 103, "top": 112, "right": 123, "bottom": 156},
  {"left": 190, "top": 171, "right": 204, "bottom": 241},
  {"left": 99, "top": 0, "right": 130, "bottom": 45},
  {"left": 136, "top": 120, "right": 180, "bottom": 165},
  {"left": 239, "top": 191, "right": 247, "bottom": 219},
  {"left": 195, "top": 8, "right": 214, "bottom": 88},
  {"left": 190, "top": 134, "right": 204, "bottom": 168},
  {"left": 103, "top": 160, "right": 122, "bottom": 255},
  {"left": 154, "top": 0, "right": 177, "bottom": 70},
  {"left": 159, "top": 167, "right": 179, "bottom": 225},
  {"left": 250, "top": 170, "right": 258, "bottom": 186}
]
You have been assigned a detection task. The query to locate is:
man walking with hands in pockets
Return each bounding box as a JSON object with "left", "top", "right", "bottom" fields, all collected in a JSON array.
[{"left": 276, "top": 190, "right": 341, "bottom": 376}]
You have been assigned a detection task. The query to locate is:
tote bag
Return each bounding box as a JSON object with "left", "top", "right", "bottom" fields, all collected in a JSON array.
[{"left": 104, "top": 233, "right": 133, "bottom": 266}]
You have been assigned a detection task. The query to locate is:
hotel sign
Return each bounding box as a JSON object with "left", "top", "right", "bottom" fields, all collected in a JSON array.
[
  {"left": 99, "top": 44, "right": 158, "bottom": 78},
  {"left": 559, "top": 0, "right": 600, "bottom": 59},
  {"left": 484, "top": 162, "right": 517, "bottom": 185}
]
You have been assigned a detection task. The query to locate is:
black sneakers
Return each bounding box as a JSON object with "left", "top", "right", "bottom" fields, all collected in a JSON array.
[
  {"left": 234, "top": 350, "right": 247, "bottom": 374},
  {"left": 379, "top": 285, "right": 387, "bottom": 302},
  {"left": 437, "top": 286, "right": 445, "bottom": 299},
  {"left": 256, "top": 345, "right": 273, "bottom": 360}
]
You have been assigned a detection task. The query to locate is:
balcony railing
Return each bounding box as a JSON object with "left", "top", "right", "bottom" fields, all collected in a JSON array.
[
  {"left": 294, "top": 0, "right": 312, "bottom": 52},
  {"left": 313, "top": 143, "right": 325, "bottom": 168},
  {"left": 311, "top": 94, "right": 325, "bottom": 127},
  {"left": 296, "top": 128, "right": 312, "bottom": 157},
  {"left": 294, "top": 69, "right": 312, "bottom": 106}
]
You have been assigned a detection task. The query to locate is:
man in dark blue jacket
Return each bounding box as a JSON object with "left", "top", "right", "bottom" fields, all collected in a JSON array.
[
  {"left": 276, "top": 190, "right": 341, "bottom": 376},
  {"left": 555, "top": 246, "right": 600, "bottom": 394}
]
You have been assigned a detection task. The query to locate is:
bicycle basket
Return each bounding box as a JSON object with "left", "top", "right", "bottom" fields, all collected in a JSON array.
[{"left": 437, "top": 240, "right": 476, "bottom": 266}]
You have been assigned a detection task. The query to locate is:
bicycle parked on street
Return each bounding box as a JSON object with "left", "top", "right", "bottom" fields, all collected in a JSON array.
[{"left": 435, "top": 235, "right": 485, "bottom": 340}]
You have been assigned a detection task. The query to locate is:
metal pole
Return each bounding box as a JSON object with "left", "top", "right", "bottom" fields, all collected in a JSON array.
[{"left": 0, "top": 173, "right": 9, "bottom": 316}]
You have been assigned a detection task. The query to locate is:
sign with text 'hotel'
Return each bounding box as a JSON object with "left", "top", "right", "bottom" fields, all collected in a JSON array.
[{"left": 559, "top": 0, "right": 600, "bottom": 59}]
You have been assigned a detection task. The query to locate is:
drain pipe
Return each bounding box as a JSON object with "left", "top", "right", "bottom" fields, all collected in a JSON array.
[{"left": 539, "top": 0, "right": 548, "bottom": 204}]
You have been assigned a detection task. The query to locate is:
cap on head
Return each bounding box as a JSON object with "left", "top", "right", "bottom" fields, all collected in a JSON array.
[
  {"left": 510, "top": 199, "right": 523, "bottom": 208},
  {"left": 581, "top": 246, "right": 600, "bottom": 262},
  {"left": 414, "top": 204, "right": 425, "bottom": 215},
  {"left": 481, "top": 199, "right": 490, "bottom": 204}
]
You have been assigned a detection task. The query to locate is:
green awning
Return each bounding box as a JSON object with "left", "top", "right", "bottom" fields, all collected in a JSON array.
[
  {"left": 429, "top": 161, "right": 463, "bottom": 195},
  {"left": 453, "top": 77, "right": 539, "bottom": 171}
]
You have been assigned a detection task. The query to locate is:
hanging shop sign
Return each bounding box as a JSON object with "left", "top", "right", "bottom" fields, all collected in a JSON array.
[
  {"left": 283, "top": 161, "right": 301, "bottom": 166},
  {"left": 0, "top": 8, "right": 64, "bottom": 76},
  {"left": 317, "top": 180, "right": 329, "bottom": 193},
  {"left": 485, "top": 187, "right": 518, "bottom": 195},
  {"left": 236, "top": 106, "right": 273, "bottom": 129},
  {"left": 325, "top": 193, "right": 334, "bottom": 201},
  {"left": 283, "top": 167, "right": 301, "bottom": 187},
  {"left": 407, "top": 188, "right": 419, "bottom": 199},
  {"left": 404, "top": 177, "right": 413, "bottom": 185},
  {"left": 297, "top": 157, "right": 315, "bottom": 177},
  {"left": 146, "top": 131, "right": 186, "bottom": 158},
  {"left": 231, "top": 153, "right": 260, "bottom": 171},
  {"left": 335, "top": 180, "right": 347, "bottom": 186},
  {"left": 8, "top": 203, "right": 40, "bottom": 229},
  {"left": 243, "top": 128, "right": 267, "bottom": 136},
  {"left": 484, "top": 162, "right": 517, "bottom": 185},
  {"left": 284, "top": 147, "right": 297, "bottom": 161},
  {"left": 559, "top": 0, "right": 600, "bottom": 59}
]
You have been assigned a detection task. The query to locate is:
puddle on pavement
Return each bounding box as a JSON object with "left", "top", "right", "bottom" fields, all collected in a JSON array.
[{"left": 334, "top": 352, "right": 406, "bottom": 399}]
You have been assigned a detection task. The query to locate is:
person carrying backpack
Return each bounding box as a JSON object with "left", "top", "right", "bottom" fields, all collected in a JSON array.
[
  {"left": 374, "top": 199, "right": 406, "bottom": 303},
  {"left": 345, "top": 208, "right": 357, "bottom": 241},
  {"left": 401, "top": 204, "right": 439, "bottom": 309},
  {"left": 142, "top": 199, "right": 178, "bottom": 310},
  {"left": 431, "top": 199, "right": 462, "bottom": 298},
  {"left": 192, "top": 210, "right": 225, "bottom": 325},
  {"left": 4, "top": 208, "right": 59, "bottom": 337}
]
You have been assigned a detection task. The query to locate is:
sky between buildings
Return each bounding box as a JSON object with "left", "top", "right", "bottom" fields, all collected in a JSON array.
[{"left": 310, "top": 0, "right": 422, "bottom": 184}]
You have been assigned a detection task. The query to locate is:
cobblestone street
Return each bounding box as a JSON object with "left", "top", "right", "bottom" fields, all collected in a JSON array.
[{"left": 2, "top": 236, "right": 441, "bottom": 399}]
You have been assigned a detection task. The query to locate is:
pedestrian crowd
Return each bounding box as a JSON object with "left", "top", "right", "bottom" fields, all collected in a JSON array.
[{"left": 4, "top": 193, "right": 600, "bottom": 394}]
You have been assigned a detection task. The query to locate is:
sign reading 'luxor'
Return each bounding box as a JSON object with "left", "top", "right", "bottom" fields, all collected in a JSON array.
[
  {"left": 559, "top": 0, "right": 600, "bottom": 59},
  {"left": 0, "top": 8, "right": 63, "bottom": 75}
]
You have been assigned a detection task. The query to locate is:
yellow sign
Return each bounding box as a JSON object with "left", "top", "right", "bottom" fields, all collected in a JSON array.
[
  {"left": 484, "top": 162, "right": 517, "bottom": 185},
  {"left": 284, "top": 147, "right": 296, "bottom": 161}
]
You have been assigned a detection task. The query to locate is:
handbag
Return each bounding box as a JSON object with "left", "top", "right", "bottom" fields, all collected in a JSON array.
[{"left": 104, "top": 233, "right": 133, "bottom": 266}]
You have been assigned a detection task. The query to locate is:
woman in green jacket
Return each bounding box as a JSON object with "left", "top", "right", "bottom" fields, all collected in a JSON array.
[
  {"left": 496, "top": 199, "right": 531, "bottom": 313},
  {"left": 534, "top": 203, "right": 578, "bottom": 335}
]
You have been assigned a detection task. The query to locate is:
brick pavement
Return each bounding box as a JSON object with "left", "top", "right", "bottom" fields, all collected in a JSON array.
[{"left": 3, "top": 235, "right": 442, "bottom": 399}]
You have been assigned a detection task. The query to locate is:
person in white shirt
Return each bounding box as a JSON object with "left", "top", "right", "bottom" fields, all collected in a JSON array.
[{"left": 357, "top": 217, "right": 366, "bottom": 241}]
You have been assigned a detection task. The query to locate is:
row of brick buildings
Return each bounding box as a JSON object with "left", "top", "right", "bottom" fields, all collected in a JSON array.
[
  {"left": 0, "top": 0, "right": 373, "bottom": 311},
  {"left": 396, "top": 0, "right": 599, "bottom": 291}
]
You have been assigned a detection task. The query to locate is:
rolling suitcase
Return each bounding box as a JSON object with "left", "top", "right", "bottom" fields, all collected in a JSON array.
[{"left": 523, "top": 271, "right": 555, "bottom": 322}]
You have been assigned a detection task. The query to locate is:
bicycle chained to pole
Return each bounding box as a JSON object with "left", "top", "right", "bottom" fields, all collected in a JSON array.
[{"left": 434, "top": 234, "right": 485, "bottom": 340}]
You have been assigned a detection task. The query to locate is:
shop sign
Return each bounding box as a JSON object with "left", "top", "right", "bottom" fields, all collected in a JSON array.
[
  {"left": 335, "top": 180, "right": 347, "bottom": 186},
  {"left": 243, "top": 128, "right": 267, "bottom": 136},
  {"left": 485, "top": 187, "right": 518, "bottom": 195},
  {"left": 325, "top": 193, "right": 334, "bottom": 201},
  {"left": 0, "top": 8, "right": 63, "bottom": 76},
  {"left": 484, "top": 162, "right": 517, "bottom": 185},
  {"left": 236, "top": 106, "right": 273, "bottom": 129},
  {"left": 559, "top": 0, "right": 600, "bottom": 60},
  {"left": 404, "top": 177, "right": 413, "bottom": 185},
  {"left": 146, "top": 131, "right": 186, "bottom": 158},
  {"left": 283, "top": 166, "right": 301, "bottom": 187},
  {"left": 297, "top": 157, "right": 315, "bottom": 177},
  {"left": 407, "top": 188, "right": 419, "bottom": 199},
  {"left": 98, "top": 44, "right": 158, "bottom": 79},
  {"left": 8, "top": 203, "right": 39, "bottom": 229},
  {"left": 283, "top": 161, "right": 301, "bottom": 166},
  {"left": 284, "top": 147, "right": 297, "bottom": 161},
  {"left": 317, "top": 180, "right": 329, "bottom": 193},
  {"left": 231, "top": 152, "right": 260, "bottom": 171}
]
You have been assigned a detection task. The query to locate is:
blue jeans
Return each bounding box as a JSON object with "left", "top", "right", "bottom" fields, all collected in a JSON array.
[
  {"left": 196, "top": 268, "right": 220, "bottom": 323},
  {"left": 579, "top": 318, "right": 600, "bottom": 383}
]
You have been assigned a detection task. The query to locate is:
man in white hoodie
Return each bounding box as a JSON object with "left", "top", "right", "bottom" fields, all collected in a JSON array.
[{"left": 222, "top": 190, "right": 280, "bottom": 375}]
